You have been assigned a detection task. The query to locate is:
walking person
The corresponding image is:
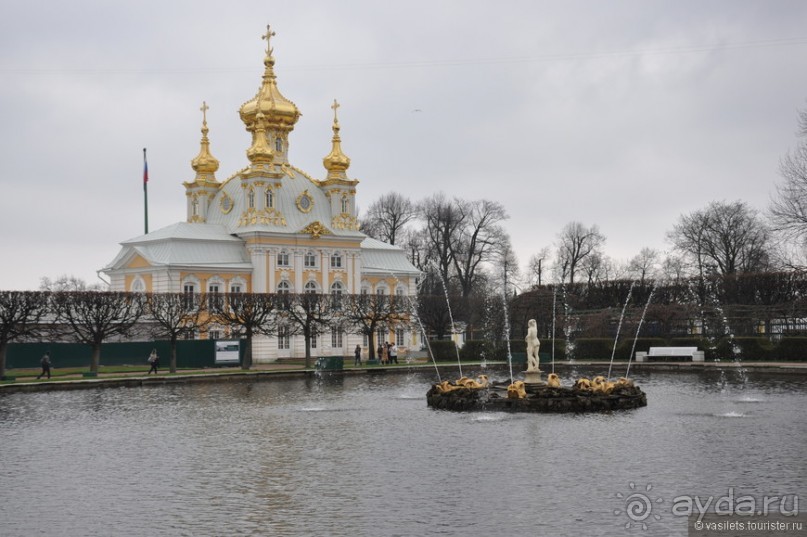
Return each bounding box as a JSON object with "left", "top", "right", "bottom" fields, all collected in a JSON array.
[
  {"left": 377, "top": 342, "right": 384, "bottom": 364},
  {"left": 37, "top": 352, "right": 51, "bottom": 380},
  {"left": 389, "top": 343, "right": 398, "bottom": 365},
  {"left": 354, "top": 344, "right": 362, "bottom": 366},
  {"left": 147, "top": 348, "right": 160, "bottom": 375}
]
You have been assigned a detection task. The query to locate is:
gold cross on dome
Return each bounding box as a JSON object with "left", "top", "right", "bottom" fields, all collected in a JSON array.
[
  {"left": 331, "top": 99, "right": 340, "bottom": 122},
  {"left": 200, "top": 101, "right": 209, "bottom": 124},
  {"left": 262, "top": 24, "right": 276, "bottom": 55}
]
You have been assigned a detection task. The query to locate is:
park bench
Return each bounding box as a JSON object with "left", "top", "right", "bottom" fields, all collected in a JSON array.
[{"left": 635, "top": 347, "right": 705, "bottom": 362}]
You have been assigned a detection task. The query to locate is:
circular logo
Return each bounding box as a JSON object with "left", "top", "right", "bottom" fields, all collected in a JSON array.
[{"left": 614, "top": 482, "right": 664, "bottom": 530}]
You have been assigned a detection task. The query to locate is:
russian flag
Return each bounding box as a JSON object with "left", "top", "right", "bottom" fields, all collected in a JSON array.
[{"left": 143, "top": 148, "right": 149, "bottom": 185}]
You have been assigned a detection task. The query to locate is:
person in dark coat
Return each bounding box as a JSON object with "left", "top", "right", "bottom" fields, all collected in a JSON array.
[
  {"left": 147, "top": 349, "right": 160, "bottom": 374},
  {"left": 37, "top": 352, "right": 51, "bottom": 380},
  {"left": 354, "top": 344, "right": 362, "bottom": 366}
]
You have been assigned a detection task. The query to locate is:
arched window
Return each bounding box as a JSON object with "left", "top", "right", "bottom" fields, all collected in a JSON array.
[
  {"left": 330, "top": 281, "right": 343, "bottom": 309},
  {"left": 277, "top": 280, "right": 291, "bottom": 309},
  {"left": 277, "top": 281, "right": 291, "bottom": 294},
  {"left": 304, "top": 281, "right": 318, "bottom": 294},
  {"left": 208, "top": 281, "right": 223, "bottom": 311},
  {"left": 248, "top": 188, "right": 255, "bottom": 209},
  {"left": 341, "top": 196, "right": 349, "bottom": 213},
  {"left": 265, "top": 189, "right": 274, "bottom": 209},
  {"left": 131, "top": 278, "right": 145, "bottom": 293}
]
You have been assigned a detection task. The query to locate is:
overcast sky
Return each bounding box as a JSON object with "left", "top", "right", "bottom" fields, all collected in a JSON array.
[{"left": 1, "top": 0, "right": 806, "bottom": 290}]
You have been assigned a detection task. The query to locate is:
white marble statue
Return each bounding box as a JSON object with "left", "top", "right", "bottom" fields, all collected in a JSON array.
[{"left": 525, "top": 318, "right": 541, "bottom": 372}]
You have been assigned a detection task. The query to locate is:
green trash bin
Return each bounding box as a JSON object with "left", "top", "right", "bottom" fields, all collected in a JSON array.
[{"left": 316, "top": 356, "right": 344, "bottom": 371}]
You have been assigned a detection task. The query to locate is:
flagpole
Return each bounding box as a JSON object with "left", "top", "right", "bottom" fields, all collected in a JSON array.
[{"left": 143, "top": 148, "right": 149, "bottom": 234}]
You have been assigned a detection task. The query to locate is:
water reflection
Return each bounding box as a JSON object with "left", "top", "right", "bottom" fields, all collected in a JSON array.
[{"left": 0, "top": 368, "right": 805, "bottom": 537}]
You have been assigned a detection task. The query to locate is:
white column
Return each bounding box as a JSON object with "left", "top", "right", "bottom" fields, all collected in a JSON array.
[
  {"left": 352, "top": 252, "right": 362, "bottom": 293},
  {"left": 321, "top": 249, "right": 330, "bottom": 292},
  {"left": 250, "top": 247, "right": 267, "bottom": 292},
  {"left": 268, "top": 248, "right": 276, "bottom": 293},
  {"left": 346, "top": 253, "right": 354, "bottom": 293},
  {"left": 294, "top": 250, "right": 303, "bottom": 293}
]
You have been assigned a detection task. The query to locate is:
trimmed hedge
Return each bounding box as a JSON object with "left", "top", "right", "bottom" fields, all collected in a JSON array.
[
  {"left": 774, "top": 337, "right": 807, "bottom": 361},
  {"left": 427, "top": 340, "right": 458, "bottom": 362}
]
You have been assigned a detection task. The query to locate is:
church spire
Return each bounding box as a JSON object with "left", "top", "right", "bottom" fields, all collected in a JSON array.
[
  {"left": 322, "top": 99, "right": 352, "bottom": 181},
  {"left": 190, "top": 101, "right": 220, "bottom": 182}
]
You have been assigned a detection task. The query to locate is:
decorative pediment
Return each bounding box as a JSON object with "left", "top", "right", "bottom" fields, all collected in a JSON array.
[{"left": 299, "top": 221, "right": 332, "bottom": 239}]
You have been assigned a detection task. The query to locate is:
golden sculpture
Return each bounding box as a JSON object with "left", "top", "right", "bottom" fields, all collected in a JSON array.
[
  {"left": 506, "top": 380, "right": 527, "bottom": 399},
  {"left": 546, "top": 373, "right": 561, "bottom": 388}
]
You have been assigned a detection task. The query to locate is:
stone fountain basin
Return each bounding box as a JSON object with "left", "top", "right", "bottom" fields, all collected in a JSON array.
[{"left": 426, "top": 383, "right": 647, "bottom": 413}]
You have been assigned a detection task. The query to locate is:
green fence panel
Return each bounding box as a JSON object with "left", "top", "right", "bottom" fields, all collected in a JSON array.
[{"left": 6, "top": 340, "right": 217, "bottom": 369}]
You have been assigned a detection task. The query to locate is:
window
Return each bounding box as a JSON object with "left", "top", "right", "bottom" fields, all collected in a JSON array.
[
  {"left": 311, "top": 333, "right": 318, "bottom": 349},
  {"left": 275, "top": 138, "right": 283, "bottom": 152},
  {"left": 230, "top": 283, "right": 242, "bottom": 294},
  {"left": 208, "top": 284, "right": 222, "bottom": 311},
  {"left": 277, "top": 281, "right": 291, "bottom": 309},
  {"left": 304, "top": 251, "right": 317, "bottom": 268},
  {"left": 304, "top": 281, "right": 318, "bottom": 294},
  {"left": 331, "top": 329, "right": 344, "bottom": 348},
  {"left": 209, "top": 329, "right": 221, "bottom": 340},
  {"left": 330, "top": 281, "right": 343, "bottom": 309},
  {"left": 278, "top": 326, "right": 290, "bottom": 350},
  {"left": 131, "top": 278, "right": 145, "bottom": 293},
  {"left": 376, "top": 286, "right": 387, "bottom": 296},
  {"left": 330, "top": 252, "right": 342, "bottom": 268},
  {"left": 277, "top": 250, "right": 290, "bottom": 267},
  {"left": 183, "top": 283, "right": 196, "bottom": 310},
  {"left": 341, "top": 196, "right": 349, "bottom": 213},
  {"left": 248, "top": 189, "right": 255, "bottom": 209},
  {"left": 363, "top": 334, "right": 369, "bottom": 346},
  {"left": 396, "top": 328, "right": 405, "bottom": 346},
  {"left": 396, "top": 286, "right": 405, "bottom": 297},
  {"left": 265, "top": 189, "right": 274, "bottom": 209}
]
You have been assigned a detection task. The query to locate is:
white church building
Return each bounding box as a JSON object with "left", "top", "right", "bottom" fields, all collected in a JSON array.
[{"left": 102, "top": 27, "right": 420, "bottom": 362}]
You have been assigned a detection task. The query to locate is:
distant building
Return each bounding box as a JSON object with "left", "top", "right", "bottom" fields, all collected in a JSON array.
[{"left": 102, "top": 27, "right": 420, "bottom": 362}]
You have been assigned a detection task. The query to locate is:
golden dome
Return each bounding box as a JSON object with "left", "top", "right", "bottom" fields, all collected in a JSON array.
[
  {"left": 191, "top": 101, "right": 220, "bottom": 180},
  {"left": 246, "top": 108, "right": 275, "bottom": 165},
  {"left": 239, "top": 26, "right": 300, "bottom": 132},
  {"left": 322, "top": 99, "right": 351, "bottom": 180}
]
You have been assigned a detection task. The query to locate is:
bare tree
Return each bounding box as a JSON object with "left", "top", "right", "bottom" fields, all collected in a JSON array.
[
  {"left": 144, "top": 292, "right": 209, "bottom": 373},
  {"left": 527, "top": 247, "right": 551, "bottom": 287},
  {"left": 555, "top": 222, "right": 606, "bottom": 284},
  {"left": 213, "top": 293, "right": 278, "bottom": 370},
  {"left": 628, "top": 247, "right": 660, "bottom": 285},
  {"left": 770, "top": 105, "right": 807, "bottom": 241},
  {"left": 0, "top": 291, "right": 49, "bottom": 379},
  {"left": 343, "top": 293, "right": 405, "bottom": 360},
  {"left": 419, "top": 193, "right": 466, "bottom": 287},
  {"left": 40, "top": 275, "right": 106, "bottom": 292},
  {"left": 51, "top": 291, "right": 144, "bottom": 373},
  {"left": 280, "top": 292, "right": 334, "bottom": 368},
  {"left": 668, "top": 200, "right": 771, "bottom": 276},
  {"left": 451, "top": 199, "right": 509, "bottom": 298},
  {"left": 360, "top": 192, "right": 417, "bottom": 245}
]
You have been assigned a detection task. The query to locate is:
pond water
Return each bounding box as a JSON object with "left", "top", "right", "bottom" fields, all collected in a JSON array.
[{"left": 1, "top": 367, "right": 805, "bottom": 537}]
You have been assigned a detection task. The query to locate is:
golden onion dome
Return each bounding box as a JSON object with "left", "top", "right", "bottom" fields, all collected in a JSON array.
[
  {"left": 239, "top": 27, "right": 300, "bottom": 131},
  {"left": 322, "top": 99, "right": 351, "bottom": 179},
  {"left": 191, "top": 101, "right": 220, "bottom": 179}
]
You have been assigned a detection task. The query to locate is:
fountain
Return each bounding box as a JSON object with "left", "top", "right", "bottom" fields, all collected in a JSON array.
[{"left": 427, "top": 318, "right": 648, "bottom": 413}]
